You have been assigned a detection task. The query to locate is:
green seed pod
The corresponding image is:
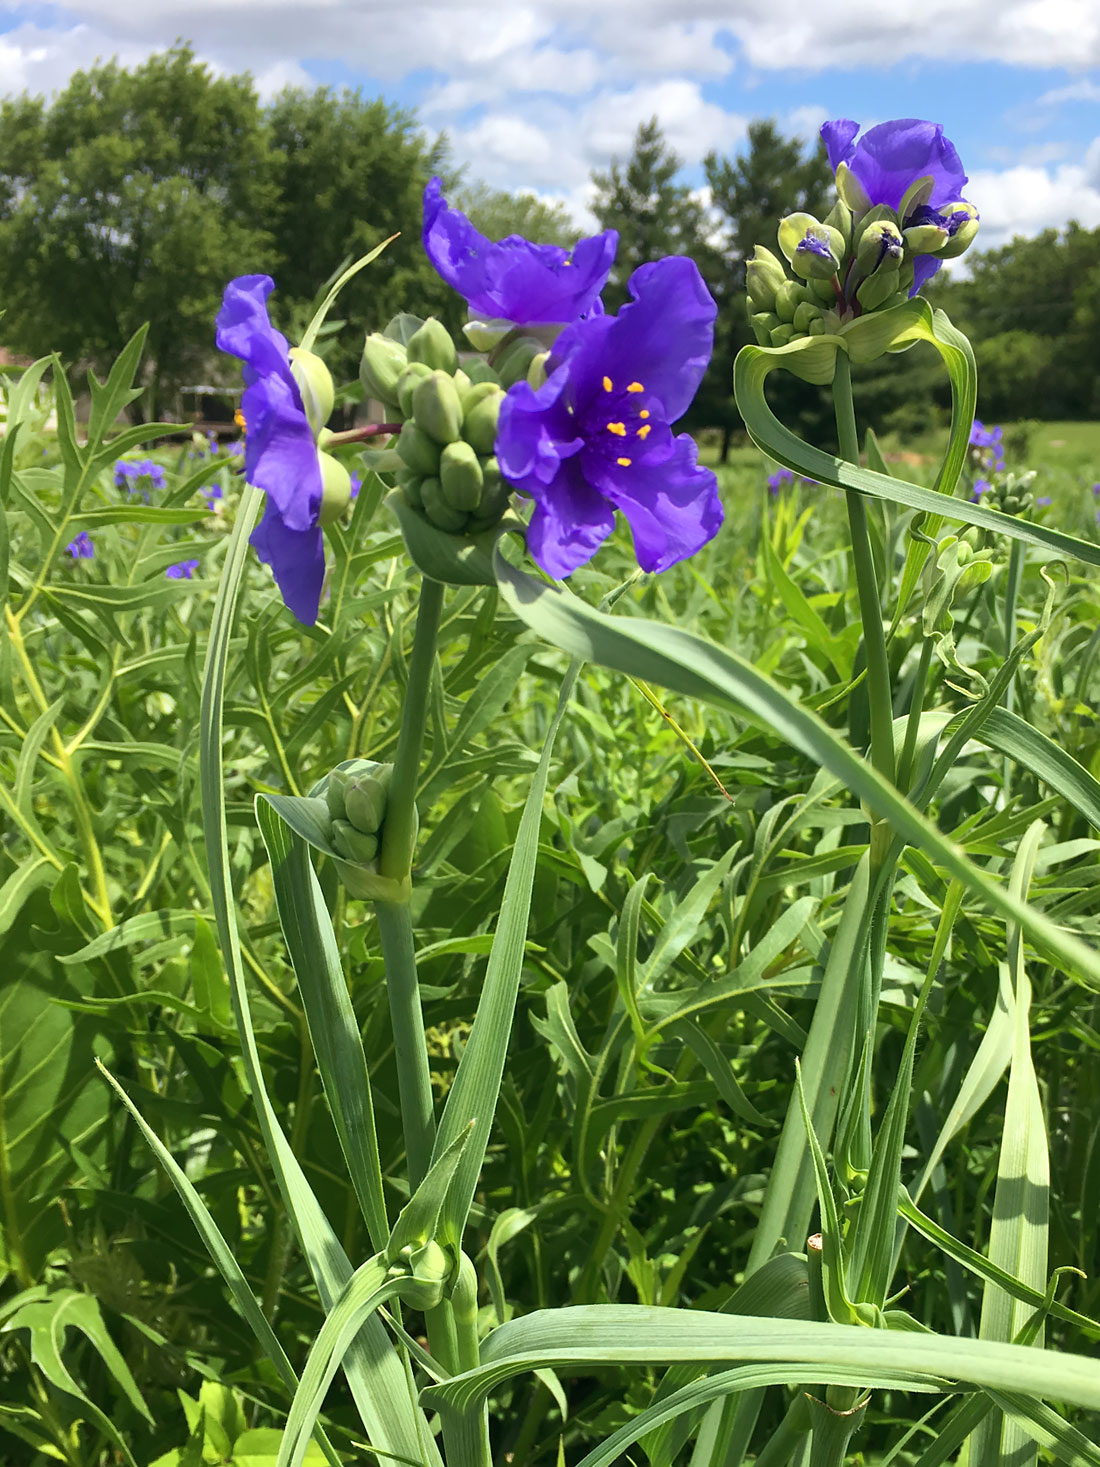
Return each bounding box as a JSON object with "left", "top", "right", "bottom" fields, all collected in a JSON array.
[
  {"left": 360, "top": 333, "right": 408, "bottom": 408},
  {"left": 745, "top": 245, "right": 788, "bottom": 312},
  {"left": 412, "top": 370, "right": 464, "bottom": 445},
  {"left": 397, "top": 421, "right": 442, "bottom": 478},
  {"left": 317, "top": 452, "right": 352, "bottom": 526},
  {"left": 494, "top": 336, "right": 542, "bottom": 388},
  {"left": 406, "top": 317, "right": 458, "bottom": 375},
  {"left": 332, "top": 820, "right": 379, "bottom": 865},
  {"left": 288, "top": 347, "right": 334, "bottom": 438},
  {"left": 345, "top": 766, "right": 391, "bottom": 835},
  {"left": 396, "top": 362, "right": 434, "bottom": 419},
  {"left": 421, "top": 476, "right": 469, "bottom": 533},
  {"left": 439, "top": 440, "right": 484, "bottom": 512},
  {"left": 462, "top": 386, "right": 504, "bottom": 456}
]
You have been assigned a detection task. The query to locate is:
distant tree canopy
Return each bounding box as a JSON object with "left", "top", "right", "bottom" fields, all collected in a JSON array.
[{"left": 0, "top": 48, "right": 1095, "bottom": 431}]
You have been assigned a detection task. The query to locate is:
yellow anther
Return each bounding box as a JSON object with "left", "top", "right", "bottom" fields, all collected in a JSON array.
[
  {"left": 639, "top": 409, "right": 650, "bottom": 420},
  {"left": 637, "top": 424, "right": 651, "bottom": 439},
  {"left": 606, "top": 421, "right": 627, "bottom": 436},
  {"left": 626, "top": 381, "right": 644, "bottom": 393},
  {"left": 234, "top": 408, "right": 246, "bottom": 429},
  {"left": 616, "top": 456, "right": 632, "bottom": 467},
  {"left": 602, "top": 376, "right": 613, "bottom": 392}
]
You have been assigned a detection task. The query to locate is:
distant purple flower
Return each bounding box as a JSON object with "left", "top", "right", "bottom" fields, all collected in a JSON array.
[
  {"left": 821, "top": 118, "right": 975, "bottom": 292},
  {"left": 202, "top": 481, "right": 224, "bottom": 511},
  {"left": 423, "top": 177, "right": 618, "bottom": 326},
  {"left": 114, "top": 458, "right": 167, "bottom": 497},
  {"left": 1035, "top": 496, "right": 1052, "bottom": 507},
  {"left": 971, "top": 479, "right": 991, "bottom": 502},
  {"left": 166, "top": 559, "right": 200, "bottom": 579},
  {"left": 767, "top": 468, "right": 794, "bottom": 494},
  {"left": 1092, "top": 483, "right": 1100, "bottom": 499},
  {"left": 349, "top": 472, "right": 362, "bottom": 500},
  {"left": 216, "top": 274, "right": 325, "bottom": 625},
  {"left": 66, "top": 530, "right": 94, "bottom": 559},
  {"left": 496, "top": 256, "right": 722, "bottom": 578}
]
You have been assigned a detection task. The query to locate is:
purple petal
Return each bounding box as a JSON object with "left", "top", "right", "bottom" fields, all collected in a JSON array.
[
  {"left": 834, "top": 119, "right": 969, "bottom": 214},
  {"left": 821, "top": 119, "right": 860, "bottom": 173},
  {"left": 525, "top": 456, "right": 616, "bottom": 579},
  {"left": 422, "top": 177, "right": 617, "bottom": 325},
  {"left": 497, "top": 371, "right": 585, "bottom": 490},
  {"left": 250, "top": 503, "right": 327, "bottom": 626},
  {"left": 587, "top": 432, "right": 723, "bottom": 574},
  {"left": 910, "top": 254, "right": 944, "bottom": 295}
]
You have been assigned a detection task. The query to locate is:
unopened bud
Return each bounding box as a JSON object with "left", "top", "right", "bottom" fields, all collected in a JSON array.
[
  {"left": 397, "top": 421, "right": 443, "bottom": 478},
  {"left": 936, "top": 203, "right": 980, "bottom": 259},
  {"left": 793, "top": 300, "right": 823, "bottom": 333},
  {"left": 317, "top": 452, "right": 351, "bottom": 526},
  {"left": 855, "top": 220, "right": 904, "bottom": 276},
  {"left": 412, "top": 371, "right": 464, "bottom": 445},
  {"left": 464, "top": 359, "right": 501, "bottom": 387},
  {"left": 774, "top": 280, "right": 812, "bottom": 323},
  {"left": 440, "top": 440, "right": 484, "bottom": 512},
  {"left": 494, "top": 336, "right": 542, "bottom": 389},
  {"left": 527, "top": 351, "right": 549, "bottom": 390},
  {"left": 289, "top": 348, "right": 334, "bottom": 437},
  {"left": 360, "top": 334, "right": 408, "bottom": 409},
  {"left": 421, "top": 476, "right": 468, "bottom": 533},
  {"left": 778, "top": 213, "right": 844, "bottom": 281},
  {"left": 396, "top": 362, "right": 434, "bottom": 419},
  {"left": 745, "top": 245, "right": 788, "bottom": 311},
  {"left": 835, "top": 161, "right": 872, "bottom": 216},
  {"left": 468, "top": 456, "right": 512, "bottom": 530},
  {"left": 345, "top": 766, "right": 391, "bottom": 834},
  {"left": 406, "top": 318, "right": 458, "bottom": 375},
  {"left": 462, "top": 386, "right": 504, "bottom": 455},
  {"left": 770, "top": 323, "right": 796, "bottom": 347},
  {"left": 332, "top": 820, "right": 379, "bottom": 865},
  {"left": 856, "top": 268, "right": 902, "bottom": 312}
]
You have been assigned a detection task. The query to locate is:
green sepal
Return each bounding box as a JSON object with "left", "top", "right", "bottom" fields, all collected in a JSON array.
[
  {"left": 835, "top": 160, "right": 872, "bottom": 214},
  {"left": 385, "top": 1123, "right": 474, "bottom": 1264},
  {"left": 288, "top": 347, "right": 334, "bottom": 437},
  {"left": 898, "top": 174, "right": 935, "bottom": 225},
  {"left": 386, "top": 485, "right": 526, "bottom": 586}
]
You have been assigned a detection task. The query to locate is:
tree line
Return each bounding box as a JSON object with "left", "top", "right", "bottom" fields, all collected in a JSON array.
[{"left": 0, "top": 45, "right": 1095, "bottom": 436}]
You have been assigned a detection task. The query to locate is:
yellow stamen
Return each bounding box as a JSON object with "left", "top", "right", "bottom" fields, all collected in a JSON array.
[
  {"left": 606, "top": 421, "right": 627, "bottom": 436},
  {"left": 626, "top": 381, "right": 644, "bottom": 393},
  {"left": 639, "top": 409, "right": 650, "bottom": 420},
  {"left": 637, "top": 424, "right": 651, "bottom": 439},
  {"left": 602, "top": 375, "right": 613, "bottom": 392},
  {"left": 616, "top": 456, "right": 632, "bottom": 467},
  {"left": 234, "top": 408, "right": 246, "bottom": 429}
]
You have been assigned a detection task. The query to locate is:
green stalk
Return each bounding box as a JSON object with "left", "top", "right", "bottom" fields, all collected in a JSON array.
[
  {"left": 897, "top": 635, "right": 935, "bottom": 793},
  {"left": 375, "top": 902, "right": 436, "bottom": 1189},
  {"left": 1001, "top": 537, "right": 1025, "bottom": 799}
]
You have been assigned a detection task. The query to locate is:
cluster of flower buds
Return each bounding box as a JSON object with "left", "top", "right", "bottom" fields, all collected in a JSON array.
[
  {"left": 976, "top": 469, "right": 1038, "bottom": 518},
  {"left": 320, "top": 757, "right": 393, "bottom": 867},
  {"left": 360, "top": 315, "right": 529, "bottom": 537},
  {"left": 747, "top": 178, "right": 978, "bottom": 351}
]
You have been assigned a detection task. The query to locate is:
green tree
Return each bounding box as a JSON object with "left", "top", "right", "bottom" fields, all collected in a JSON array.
[
  {"left": 0, "top": 45, "right": 276, "bottom": 418},
  {"left": 454, "top": 180, "right": 577, "bottom": 247}
]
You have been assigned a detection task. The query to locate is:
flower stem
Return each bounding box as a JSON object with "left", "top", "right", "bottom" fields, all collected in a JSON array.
[{"left": 832, "top": 355, "right": 895, "bottom": 797}]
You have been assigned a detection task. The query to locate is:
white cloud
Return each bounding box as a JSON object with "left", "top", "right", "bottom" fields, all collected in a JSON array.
[
  {"left": 1038, "top": 79, "right": 1100, "bottom": 107},
  {"left": 968, "top": 150, "right": 1100, "bottom": 250}
]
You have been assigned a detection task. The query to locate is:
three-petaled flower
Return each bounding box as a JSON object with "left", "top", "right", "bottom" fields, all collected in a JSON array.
[
  {"left": 67, "top": 531, "right": 94, "bottom": 560},
  {"left": 215, "top": 275, "right": 327, "bottom": 625},
  {"left": 496, "top": 256, "right": 723, "bottom": 579},
  {"left": 166, "top": 559, "right": 200, "bottom": 580},
  {"left": 422, "top": 178, "right": 617, "bottom": 328},
  {"left": 821, "top": 119, "right": 978, "bottom": 292}
]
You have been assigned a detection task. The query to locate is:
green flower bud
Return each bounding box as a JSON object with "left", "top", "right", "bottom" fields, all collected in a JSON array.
[
  {"left": 835, "top": 161, "right": 872, "bottom": 215},
  {"left": 288, "top": 348, "right": 334, "bottom": 438},
  {"left": 397, "top": 421, "right": 443, "bottom": 478},
  {"left": 745, "top": 245, "right": 788, "bottom": 311},
  {"left": 325, "top": 767, "right": 349, "bottom": 822},
  {"left": 345, "top": 766, "right": 391, "bottom": 834},
  {"left": 406, "top": 317, "right": 458, "bottom": 375},
  {"left": 396, "top": 468, "right": 424, "bottom": 509},
  {"left": 439, "top": 440, "right": 484, "bottom": 512},
  {"left": 412, "top": 370, "right": 464, "bottom": 445},
  {"left": 809, "top": 276, "right": 839, "bottom": 304},
  {"left": 452, "top": 369, "right": 471, "bottom": 394},
  {"left": 396, "top": 362, "right": 434, "bottom": 418},
  {"left": 467, "top": 455, "right": 512, "bottom": 530},
  {"left": 807, "top": 318, "right": 827, "bottom": 336},
  {"left": 936, "top": 203, "right": 980, "bottom": 259},
  {"left": 360, "top": 333, "right": 408, "bottom": 409},
  {"left": 494, "top": 336, "right": 542, "bottom": 389},
  {"left": 331, "top": 820, "right": 379, "bottom": 865},
  {"left": 420, "top": 476, "right": 468, "bottom": 533},
  {"left": 823, "top": 199, "right": 853, "bottom": 253},
  {"left": 903, "top": 221, "right": 950, "bottom": 254},
  {"left": 774, "top": 280, "right": 812, "bottom": 323},
  {"left": 770, "top": 323, "right": 796, "bottom": 347},
  {"left": 390, "top": 1240, "right": 452, "bottom": 1311},
  {"left": 464, "top": 359, "right": 501, "bottom": 387},
  {"left": 793, "top": 300, "right": 823, "bottom": 333},
  {"left": 778, "top": 212, "right": 844, "bottom": 281},
  {"left": 856, "top": 268, "right": 902, "bottom": 312},
  {"left": 458, "top": 379, "right": 502, "bottom": 412},
  {"left": 855, "top": 219, "right": 904, "bottom": 276},
  {"left": 317, "top": 452, "right": 352, "bottom": 526},
  {"left": 462, "top": 385, "right": 504, "bottom": 455},
  {"left": 527, "top": 351, "right": 549, "bottom": 391},
  {"left": 463, "top": 317, "right": 515, "bottom": 352}
]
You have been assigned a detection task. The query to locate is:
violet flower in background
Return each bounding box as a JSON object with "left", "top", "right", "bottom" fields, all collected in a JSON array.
[
  {"left": 349, "top": 472, "right": 362, "bottom": 500},
  {"left": 166, "top": 559, "right": 200, "bottom": 579},
  {"left": 67, "top": 531, "right": 94, "bottom": 559},
  {"left": 202, "top": 482, "right": 224, "bottom": 511},
  {"left": 215, "top": 274, "right": 325, "bottom": 625},
  {"left": 496, "top": 256, "right": 723, "bottom": 578},
  {"left": 423, "top": 177, "right": 617, "bottom": 326},
  {"left": 971, "top": 479, "right": 991, "bottom": 502},
  {"left": 1035, "top": 496, "right": 1052, "bottom": 507},
  {"left": 821, "top": 118, "right": 977, "bottom": 291},
  {"left": 767, "top": 468, "right": 794, "bottom": 494}
]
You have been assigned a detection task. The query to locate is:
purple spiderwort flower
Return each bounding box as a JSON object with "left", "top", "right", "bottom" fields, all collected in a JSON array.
[
  {"left": 767, "top": 468, "right": 794, "bottom": 494},
  {"left": 166, "top": 559, "right": 200, "bottom": 579},
  {"left": 971, "top": 479, "right": 991, "bottom": 502},
  {"left": 821, "top": 118, "right": 975, "bottom": 292},
  {"left": 1091, "top": 483, "right": 1100, "bottom": 499},
  {"left": 1035, "top": 496, "right": 1052, "bottom": 507},
  {"left": 67, "top": 530, "right": 94, "bottom": 559},
  {"left": 349, "top": 472, "right": 362, "bottom": 500},
  {"left": 215, "top": 274, "right": 325, "bottom": 625},
  {"left": 202, "top": 481, "right": 224, "bottom": 511},
  {"left": 423, "top": 178, "right": 618, "bottom": 327},
  {"left": 496, "top": 256, "right": 722, "bottom": 578}
]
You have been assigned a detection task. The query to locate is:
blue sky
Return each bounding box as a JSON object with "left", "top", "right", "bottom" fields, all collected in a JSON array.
[{"left": 1, "top": 1, "right": 1098, "bottom": 249}]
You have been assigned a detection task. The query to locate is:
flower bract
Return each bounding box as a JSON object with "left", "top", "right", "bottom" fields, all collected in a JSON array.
[
  {"left": 496, "top": 256, "right": 723, "bottom": 578},
  {"left": 422, "top": 178, "right": 617, "bottom": 327},
  {"left": 215, "top": 274, "right": 327, "bottom": 625}
]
